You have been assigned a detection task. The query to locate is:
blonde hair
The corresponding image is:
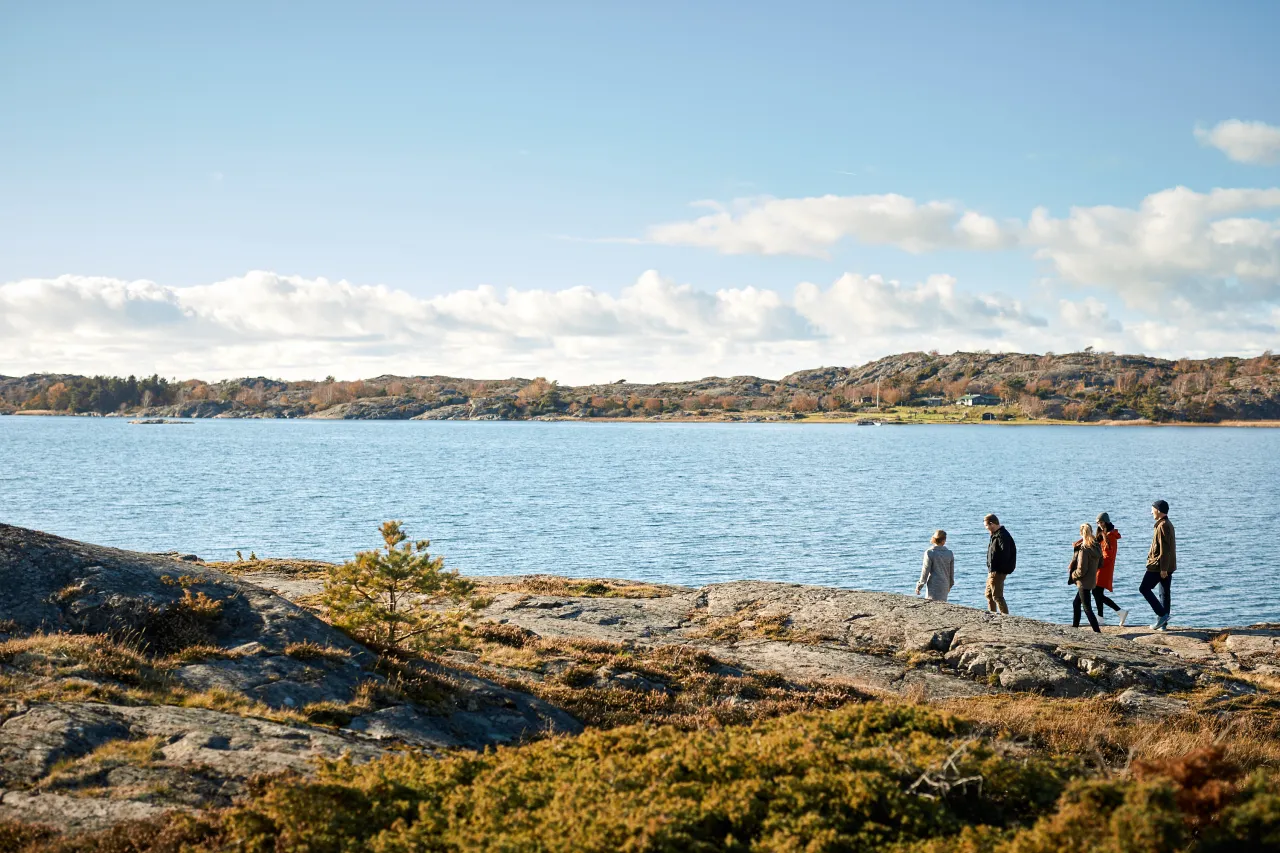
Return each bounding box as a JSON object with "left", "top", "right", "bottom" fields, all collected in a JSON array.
[
  {"left": 931, "top": 529, "right": 947, "bottom": 545},
  {"left": 1079, "top": 523, "right": 1095, "bottom": 547}
]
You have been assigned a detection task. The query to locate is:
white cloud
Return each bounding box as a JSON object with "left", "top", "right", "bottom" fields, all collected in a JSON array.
[
  {"left": 637, "top": 184, "right": 1280, "bottom": 314},
  {"left": 1024, "top": 186, "right": 1280, "bottom": 307},
  {"left": 644, "top": 194, "right": 1017, "bottom": 257},
  {"left": 1195, "top": 120, "right": 1280, "bottom": 166},
  {"left": 0, "top": 270, "right": 1102, "bottom": 382},
  {"left": 1, "top": 270, "right": 1274, "bottom": 381},
  {"left": 1058, "top": 297, "right": 1122, "bottom": 334},
  {"left": 795, "top": 273, "right": 1044, "bottom": 338}
]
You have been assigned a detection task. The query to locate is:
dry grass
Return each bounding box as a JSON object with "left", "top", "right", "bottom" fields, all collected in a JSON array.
[
  {"left": 40, "top": 737, "right": 167, "bottom": 793},
  {"left": 207, "top": 558, "right": 334, "bottom": 578},
  {"left": 435, "top": 626, "right": 869, "bottom": 729},
  {"left": 159, "top": 644, "right": 247, "bottom": 665},
  {"left": 941, "top": 684, "right": 1280, "bottom": 772},
  {"left": 0, "top": 632, "right": 317, "bottom": 728},
  {"left": 0, "top": 634, "right": 155, "bottom": 686},
  {"left": 681, "top": 603, "right": 840, "bottom": 645},
  {"left": 473, "top": 575, "right": 680, "bottom": 599},
  {"left": 283, "top": 641, "right": 352, "bottom": 663}
]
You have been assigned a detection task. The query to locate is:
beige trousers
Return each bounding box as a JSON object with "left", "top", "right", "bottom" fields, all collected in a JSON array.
[{"left": 985, "top": 572, "right": 1009, "bottom": 614}]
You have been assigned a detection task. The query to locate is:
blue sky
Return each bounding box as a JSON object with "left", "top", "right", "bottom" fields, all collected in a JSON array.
[{"left": 2, "top": 1, "right": 1279, "bottom": 380}]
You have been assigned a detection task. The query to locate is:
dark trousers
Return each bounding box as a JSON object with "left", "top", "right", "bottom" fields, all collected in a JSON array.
[
  {"left": 1139, "top": 571, "right": 1172, "bottom": 617},
  {"left": 1073, "top": 588, "right": 1101, "bottom": 632},
  {"left": 1093, "top": 587, "right": 1120, "bottom": 615}
]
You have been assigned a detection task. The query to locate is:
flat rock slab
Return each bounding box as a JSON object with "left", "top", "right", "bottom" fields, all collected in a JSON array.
[
  {"left": 0, "top": 702, "right": 384, "bottom": 788},
  {"left": 473, "top": 579, "right": 1264, "bottom": 700},
  {"left": 0, "top": 701, "right": 390, "bottom": 835},
  {"left": 701, "top": 640, "right": 991, "bottom": 700},
  {"left": 482, "top": 591, "right": 694, "bottom": 645},
  {"left": 0, "top": 791, "right": 173, "bottom": 837}
]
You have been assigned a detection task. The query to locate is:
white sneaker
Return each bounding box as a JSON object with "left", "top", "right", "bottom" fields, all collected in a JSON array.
[{"left": 1117, "top": 609, "right": 1129, "bottom": 628}]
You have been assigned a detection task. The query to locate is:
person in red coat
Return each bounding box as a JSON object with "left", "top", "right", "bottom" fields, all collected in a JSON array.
[{"left": 1093, "top": 512, "right": 1128, "bottom": 627}]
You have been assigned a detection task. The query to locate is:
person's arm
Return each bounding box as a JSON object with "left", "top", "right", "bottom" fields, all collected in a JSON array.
[
  {"left": 994, "top": 530, "right": 1015, "bottom": 573},
  {"left": 1147, "top": 528, "right": 1162, "bottom": 571},
  {"left": 917, "top": 551, "right": 932, "bottom": 593},
  {"left": 946, "top": 554, "right": 954, "bottom": 589}
]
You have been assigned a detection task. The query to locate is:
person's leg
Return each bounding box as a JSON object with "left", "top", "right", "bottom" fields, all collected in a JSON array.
[
  {"left": 1094, "top": 588, "right": 1120, "bottom": 612},
  {"left": 1139, "top": 571, "right": 1167, "bottom": 617},
  {"left": 1160, "top": 574, "right": 1172, "bottom": 623},
  {"left": 1079, "top": 589, "right": 1101, "bottom": 632},
  {"left": 1073, "top": 590, "right": 1083, "bottom": 627},
  {"left": 990, "top": 573, "right": 1008, "bottom": 614},
  {"left": 985, "top": 573, "right": 998, "bottom": 612}
]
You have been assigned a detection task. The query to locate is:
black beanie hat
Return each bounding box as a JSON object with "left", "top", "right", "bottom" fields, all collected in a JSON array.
[{"left": 1152, "top": 499, "right": 1169, "bottom": 514}]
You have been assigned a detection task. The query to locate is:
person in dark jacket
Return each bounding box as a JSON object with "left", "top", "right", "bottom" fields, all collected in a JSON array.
[
  {"left": 1070, "top": 523, "right": 1103, "bottom": 633},
  {"left": 1141, "top": 499, "right": 1177, "bottom": 630},
  {"left": 984, "top": 513, "right": 1016, "bottom": 614}
]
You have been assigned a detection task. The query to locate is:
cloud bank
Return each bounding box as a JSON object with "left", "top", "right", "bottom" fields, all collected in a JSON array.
[
  {"left": 2, "top": 270, "right": 1274, "bottom": 383},
  {"left": 641, "top": 186, "right": 1280, "bottom": 311},
  {"left": 1027, "top": 186, "right": 1280, "bottom": 307}
]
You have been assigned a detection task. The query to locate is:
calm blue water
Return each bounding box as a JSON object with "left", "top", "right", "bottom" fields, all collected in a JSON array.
[{"left": 1, "top": 416, "right": 1276, "bottom": 627}]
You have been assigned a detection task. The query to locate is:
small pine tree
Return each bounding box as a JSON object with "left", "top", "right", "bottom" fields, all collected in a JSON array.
[{"left": 323, "top": 521, "right": 473, "bottom": 650}]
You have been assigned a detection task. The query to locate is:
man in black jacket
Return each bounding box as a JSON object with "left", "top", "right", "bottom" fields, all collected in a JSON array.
[{"left": 984, "top": 513, "right": 1016, "bottom": 614}]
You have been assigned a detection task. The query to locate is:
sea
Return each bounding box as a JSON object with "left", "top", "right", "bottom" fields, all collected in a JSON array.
[{"left": 2, "top": 415, "right": 1277, "bottom": 627}]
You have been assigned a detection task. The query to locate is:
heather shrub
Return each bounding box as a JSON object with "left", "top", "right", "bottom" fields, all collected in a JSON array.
[
  {"left": 200, "top": 704, "right": 1073, "bottom": 852},
  {"left": 15, "top": 702, "right": 1280, "bottom": 852}
]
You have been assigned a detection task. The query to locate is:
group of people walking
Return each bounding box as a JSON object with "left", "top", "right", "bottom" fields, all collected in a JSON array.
[{"left": 914, "top": 500, "right": 1178, "bottom": 631}]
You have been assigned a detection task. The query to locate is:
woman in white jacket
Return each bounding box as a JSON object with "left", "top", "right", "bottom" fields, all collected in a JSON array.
[{"left": 916, "top": 530, "right": 955, "bottom": 602}]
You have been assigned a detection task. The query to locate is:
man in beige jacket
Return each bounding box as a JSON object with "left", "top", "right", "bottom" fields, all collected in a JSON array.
[{"left": 1140, "top": 499, "right": 1176, "bottom": 630}]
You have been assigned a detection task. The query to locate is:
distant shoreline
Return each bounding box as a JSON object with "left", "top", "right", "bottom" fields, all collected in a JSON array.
[{"left": 6, "top": 409, "right": 1280, "bottom": 427}]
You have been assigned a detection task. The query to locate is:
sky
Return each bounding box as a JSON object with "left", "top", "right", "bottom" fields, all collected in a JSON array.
[{"left": 2, "top": 0, "right": 1279, "bottom": 382}]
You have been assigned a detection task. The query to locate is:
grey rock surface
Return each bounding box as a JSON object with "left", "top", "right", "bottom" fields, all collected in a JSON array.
[
  {"left": 467, "top": 579, "right": 1264, "bottom": 700},
  {"left": 1115, "top": 688, "right": 1192, "bottom": 718},
  {"left": 0, "top": 701, "right": 386, "bottom": 834},
  {"left": 0, "top": 791, "right": 173, "bottom": 837},
  {"left": 306, "top": 396, "right": 434, "bottom": 420},
  {"left": 0, "top": 523, "right": 370, "bottom": 666},
  {"left": 0, "top": 524, "right": 580, "bottom": 740}
]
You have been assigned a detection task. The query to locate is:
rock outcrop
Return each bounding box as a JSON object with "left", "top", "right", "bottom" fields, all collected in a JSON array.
[
  {"left": 469, "top": 581, "right": 1229, "bottom": 700},
  {"left": 244, "top": 572, "right": 1274, "bottom": 703},
  {"left": 2, "top": 524, "right": 1274, "bottom": 836},
  {"left": 0, "top": 525, "right": 582, "bottom": 831},
  {"left": 305, "top": 396, "right": 436, "bottom": 419}
]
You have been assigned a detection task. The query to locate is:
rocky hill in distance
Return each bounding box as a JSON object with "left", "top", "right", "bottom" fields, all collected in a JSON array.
[{"left": 2, "top": 349, "right": 1278, "bottom": 422}]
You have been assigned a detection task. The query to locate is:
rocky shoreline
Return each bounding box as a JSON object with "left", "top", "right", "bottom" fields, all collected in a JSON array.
[
  {"left": 0, "top": 524, "right": 1277, "bottom": 842},
  {"left": 4, "top": 350, "right": 1279, "bottom": 423}
]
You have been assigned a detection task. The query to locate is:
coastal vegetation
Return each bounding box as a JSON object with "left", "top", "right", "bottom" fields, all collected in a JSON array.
[
  {"left": 5, "top": 700, "right": 1279, "bottom": 851},
  {"left": 3, "top": 350, "right": 1278, "bottom": 422},
  {"left": 321, "top": 521, "right": 474, "bottom": 651},
  {"left": 2, "top": 522, "right": 1279, "bottom": 850}
]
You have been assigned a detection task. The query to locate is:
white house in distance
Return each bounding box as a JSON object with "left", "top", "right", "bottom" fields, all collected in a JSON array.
[{"left": 958, "top": 393, "right": 1001, "bottom": 407}]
